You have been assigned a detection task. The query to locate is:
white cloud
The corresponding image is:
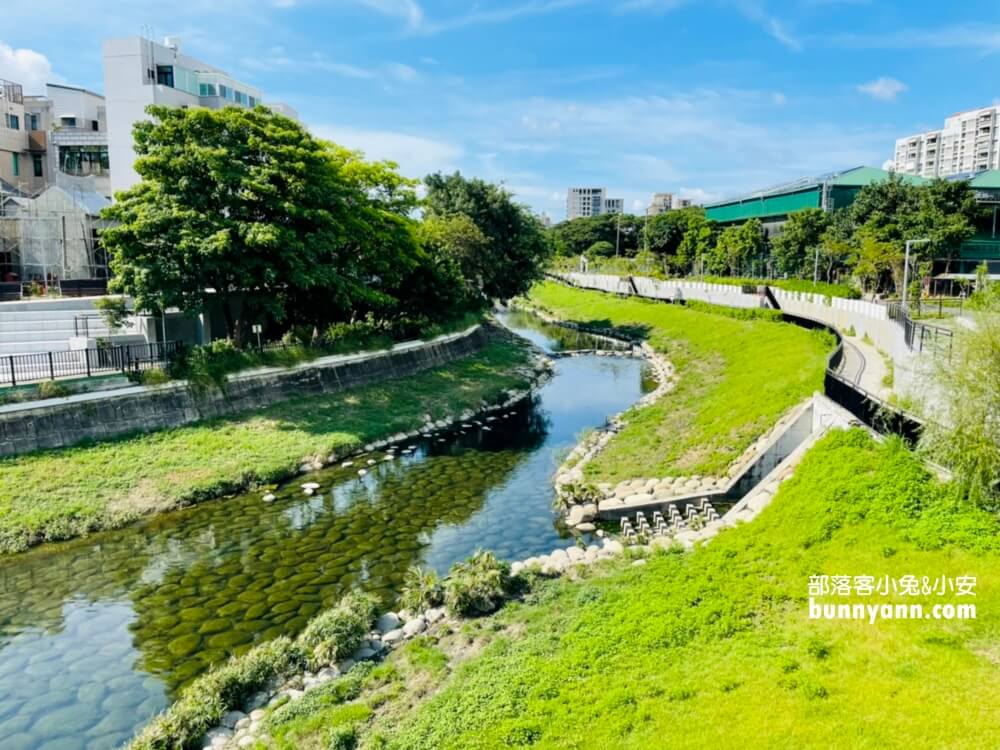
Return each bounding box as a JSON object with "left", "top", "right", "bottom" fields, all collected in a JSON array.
[
  {"left": 0, "top": 42, "right": 60, "bottom": 94},
  {"left": 765, "top": 18, "right": 803, "bottom": 51},
  {"left": 772, "top": 91, "right": 787, "bottom": 106},
  {"left": 384, "top": 62, "right": 419, "bottom": 82},
  {"left": 857, "top": 76, "right": 907, "bottom": 101},
  {"left": 313, "top": 125, "right": 462, "bottom": 178}
]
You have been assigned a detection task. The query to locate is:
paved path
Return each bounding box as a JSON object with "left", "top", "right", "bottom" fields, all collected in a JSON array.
[{"left": 840, "top": 334, "right": 892, "bottom": 401}]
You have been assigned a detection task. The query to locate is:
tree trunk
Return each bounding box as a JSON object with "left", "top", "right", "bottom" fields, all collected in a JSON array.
[{"left": 221, "top": 297, "right": 237, "bottom": 342}]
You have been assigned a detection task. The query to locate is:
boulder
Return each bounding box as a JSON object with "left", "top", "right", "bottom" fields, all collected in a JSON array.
[
  {"left": 375, "top": 612, "right": 401, "bottom": 633},
  {"left": 220, "top": 710, "right": 246, "bottom": 729},
  {"left": 382, "top": 628, "right": 405, "bottom": 646},
  {"left": 603, "top": 540, "right": 624, "bottom": 555},
  {"left": 575, "top": 523, "right": 597, "bottom": 533},
  {"left": 403, "top": 617, "right": 426, "bottom": 638}
]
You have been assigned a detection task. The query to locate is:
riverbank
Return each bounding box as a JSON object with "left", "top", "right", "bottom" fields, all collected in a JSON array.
[
  {"left": 0, "top": 331, "right": 545, "bottom": 555},
  {"left": 525, "top": 281, "right": 834, "bottom": 483},
  {"left": 238, "top": 428, "right": 1000, "bottom": 749}
]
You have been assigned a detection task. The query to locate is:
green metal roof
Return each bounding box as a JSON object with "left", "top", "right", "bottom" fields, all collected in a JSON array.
[
  {"left": 705, "top": 166, "right": 927, "bottom": 212},
  {"left": 969, "top": 170, "right": 1000, "bottom": 189},
  {"left": 826, "top": 166, "right": 927, "bottom": 187}
]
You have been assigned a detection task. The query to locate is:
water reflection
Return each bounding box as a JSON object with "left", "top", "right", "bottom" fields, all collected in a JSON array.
[{"left": 0, "top": 313, "right": 649, "bottom": 750}]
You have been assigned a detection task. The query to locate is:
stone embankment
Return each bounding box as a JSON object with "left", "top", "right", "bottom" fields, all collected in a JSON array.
[{"left": 204, "top": 535, "right": 629, "bottom": 750}]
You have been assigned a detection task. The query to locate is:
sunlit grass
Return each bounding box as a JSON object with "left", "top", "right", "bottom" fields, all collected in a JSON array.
[{"left": 528, "top": 281, "right": 833, "bottom": 481}]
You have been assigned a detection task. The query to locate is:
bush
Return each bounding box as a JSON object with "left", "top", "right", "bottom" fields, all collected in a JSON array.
[
  {"left": 129, "top": 636, "right": 304, "bottom": 750},
  {"left": 398, "top": 566, "right": 444, "bottom": 613},
  {"left": 135, "top": 367, "right": 171, "bottom": 386},
  {"left": 297, "top": 591, "right": 379, "bottom": 670},
  {"left": 37, "top": 380, "right": 70, "bottom": 399},
  {"left": 323, "top": 320, "right": 394, "bottom": 354},
  {"left": 444, "top": 550, "right": 514, "bottom": 618}
]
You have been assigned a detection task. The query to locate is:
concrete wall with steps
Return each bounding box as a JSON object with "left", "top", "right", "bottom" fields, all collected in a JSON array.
[
  {"left": 0, "top": 325, "right": 490, "bottom": 457},
  {"left": 0, "top": 296, "right": 116, "bottom": 356}
]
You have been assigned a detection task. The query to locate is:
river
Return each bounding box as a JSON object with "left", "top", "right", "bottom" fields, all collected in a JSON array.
[{"left": 0, "top": 311, "right": 652, "bottom": 750}]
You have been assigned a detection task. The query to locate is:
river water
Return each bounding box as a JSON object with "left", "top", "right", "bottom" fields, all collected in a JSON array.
[{"left": 0, "top": 311, "right": 652, "bottom": 750}]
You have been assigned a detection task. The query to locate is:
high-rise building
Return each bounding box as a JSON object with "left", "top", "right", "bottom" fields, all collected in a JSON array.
[
  {"left": 566, "top": 187, "right": 623, "bottom": 220},
  {"left": 646, "top": 192, "right": 696, "bottom": 216},
  {"left": 102, "top": 36, "right": 296, "bottom": 194},
  {"left": 894, "top": 106, "right": 1000, "bottom": 178}
]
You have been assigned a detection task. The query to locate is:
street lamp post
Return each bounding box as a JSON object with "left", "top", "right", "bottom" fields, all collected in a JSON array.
[
  {"left": 615, "top": 212, "right": 621, "bottom": 257},
  {"left": 902, "top": 238, "right": 931, "bottom": 309}
]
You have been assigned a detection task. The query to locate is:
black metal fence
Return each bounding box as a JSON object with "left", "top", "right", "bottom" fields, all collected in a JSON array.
[
  {"left": 886, "top": 302, "right": 954, "bottom": 360},
  {"left": 1, "top": 341, "right": 184, "bottom": 388}
]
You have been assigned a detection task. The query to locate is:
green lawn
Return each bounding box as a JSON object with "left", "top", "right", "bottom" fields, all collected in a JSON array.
[
  {"left": 0, "top": 338, "right": 534, "bottom": 555},
  {"left": 528, "top": 281, "right": 833, "bottom": 481},
  {"left": 334, "top": 429, "right": 998, "bottom": 749}
]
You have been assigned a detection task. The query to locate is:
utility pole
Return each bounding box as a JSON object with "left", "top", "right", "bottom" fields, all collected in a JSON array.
[
  {"left": 615, "top": 212, "right": 621, "bottom": 257},
  {"left": 902, "top": 238, "right": 931, "bottom": 309},
  {"left": 813, "top": 246, "right": 820, "bottom": 285}
]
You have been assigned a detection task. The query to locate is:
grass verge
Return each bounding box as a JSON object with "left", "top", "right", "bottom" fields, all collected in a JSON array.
[
  {"left": 527, "top": 280, "right": 833, "bottom": 482},
  {"left": 267, "top": 429, "right": 1000, "bottom": 749},
  {"left": 0, "top": 336, "right": 535, "bottom": 555}
]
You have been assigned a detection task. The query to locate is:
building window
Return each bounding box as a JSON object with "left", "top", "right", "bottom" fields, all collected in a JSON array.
[
  {"left": 4, "top": 113, "right": 19, "bottom": 130},
  {"left": 12, "top": 153, "right": 19, "bottom": 177},
  {"left": 218, "top": 84, "right": 230, "bottom": 100},
  {"left": 156, "top": 65, "right": 175, "bottom": 88},
  {"left": 59, "top": 145, "right": 110, "bottom": 176},
  {"left": 61, "top": 116, "right": 76, "bottom": 128},
  {"left": 199, "top": 83, "right": 217, "bottom": 97},
  {"left": 32, "top": 154, "right": 43, "bottom": 177},
  {"left": 28, "top": 113, "right": 39, "bottom": 130},
  {"left": 91, "top": 120, "right": 99, "bottom": 131}
]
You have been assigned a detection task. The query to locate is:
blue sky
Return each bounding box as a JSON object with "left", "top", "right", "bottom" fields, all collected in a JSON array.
[{"left": 2, "top": 0, "right": 998, "bottom": 219}]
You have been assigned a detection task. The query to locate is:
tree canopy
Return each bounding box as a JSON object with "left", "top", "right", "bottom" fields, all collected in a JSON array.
[
  {"left": 102, "top": 108, "right": 559, "bottom": 344},
  {"left": 423, "top": 172, "right": 552, "bottom": 301}
]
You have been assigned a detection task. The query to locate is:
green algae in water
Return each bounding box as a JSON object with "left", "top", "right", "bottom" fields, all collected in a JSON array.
[{"left": 0, "top": 312, "right": 650, "bottom": 750}]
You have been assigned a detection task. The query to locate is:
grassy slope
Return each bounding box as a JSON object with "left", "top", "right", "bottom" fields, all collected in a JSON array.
[
  {"left": 360, "top": 429, "right": 1000, "bottom": 749},
  {"left": 529, "top": 281, "right": 832, "bottom": 481},
  {"left": 0, "top": 338, "right": 533, "bottom": 555}
]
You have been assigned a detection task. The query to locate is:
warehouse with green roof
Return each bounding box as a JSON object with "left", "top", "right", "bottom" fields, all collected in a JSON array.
[{"left": 704, "top": 166, "right": 1000, "bottom": 275}]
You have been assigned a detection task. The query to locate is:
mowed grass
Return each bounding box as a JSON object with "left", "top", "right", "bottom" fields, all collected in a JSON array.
[
  {"left": 529, "top": 281, "right": 833, "bottom": 481},
  {"left": 0, "top": 338, "right": 534, "bottom": 555},
  {"left": 367, "top": 429, "right": 1000, "bottom": 749}
]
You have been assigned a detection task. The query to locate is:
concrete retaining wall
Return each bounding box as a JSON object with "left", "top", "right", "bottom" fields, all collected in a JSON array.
[{"left": 0, "top": 326, "right": 489, "bottom": 457}]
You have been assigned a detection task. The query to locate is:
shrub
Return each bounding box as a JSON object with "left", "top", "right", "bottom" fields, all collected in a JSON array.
[
  {"left": 444, "top": 550, "right": 514, "bottom": 618},
  {"left": 297, "top": 591, "right": 379, "bottom": 670},
  {"left": 128, "top": 636, "right": 304, "bottom": 750},
  {"left": 323, "top": 320, "right": 394, "bottom": 354},
  {"left": 37, "top": 380, "right": 70, "bottom": 399},
  {"left": 398, "top": 566, "right": 444, "bottom": 613},
  {"left": 140, "top": 367, "right": 171, "bottom": 386}
]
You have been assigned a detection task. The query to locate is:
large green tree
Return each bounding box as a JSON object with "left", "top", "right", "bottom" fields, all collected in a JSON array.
[
  {"left": 548, "top": 213, "right": 644, "bottom": 258},
  {"left": 770, "top": 208, "right": 830, "bottom": 277},
  {"left": 710, "top": 219, "right": 766, "bottom": 275},
  {"left": 102, "top": 105, "right": 433, "bottom": 341},
  {"left": 423, "top": 172, "right": 552, "bottom": 301}
]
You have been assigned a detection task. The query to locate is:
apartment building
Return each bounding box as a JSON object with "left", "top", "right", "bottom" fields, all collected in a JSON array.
[
  {"left": 894, "top": 106, "right": 1000, "bottom": 178},
  {"left": 0, "top": 79, "right": 38, "bottom": 194},
  {"left": 102, "top": 36, "right": 297, "bottom": 194},
  {"left": 23, "top": 84, "right": 110, "bottom": 198},
  {"left": 566, "top": 187, "right": 623, "bottom": 220}
]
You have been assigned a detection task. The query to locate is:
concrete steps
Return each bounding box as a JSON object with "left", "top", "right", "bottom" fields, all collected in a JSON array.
[{"left": 0, "top": 297, "right": 115, "bottom": 356}]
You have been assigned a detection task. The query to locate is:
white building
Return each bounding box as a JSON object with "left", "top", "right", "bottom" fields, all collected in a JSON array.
[
  {"left": 566, "top": 187, "right": 623, "bottom": 220},
  {"left": 102, "top": 36, "right": 294, "bottom": 194},
  {"left": 894, "top": 106, "right": 1000, "bottom": 178},
  {"left": 24, "top": 84, "right": 111, "bottom": 198},
  {"left": 646, "top": 192, "right": 695, "bottom": 217}
]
